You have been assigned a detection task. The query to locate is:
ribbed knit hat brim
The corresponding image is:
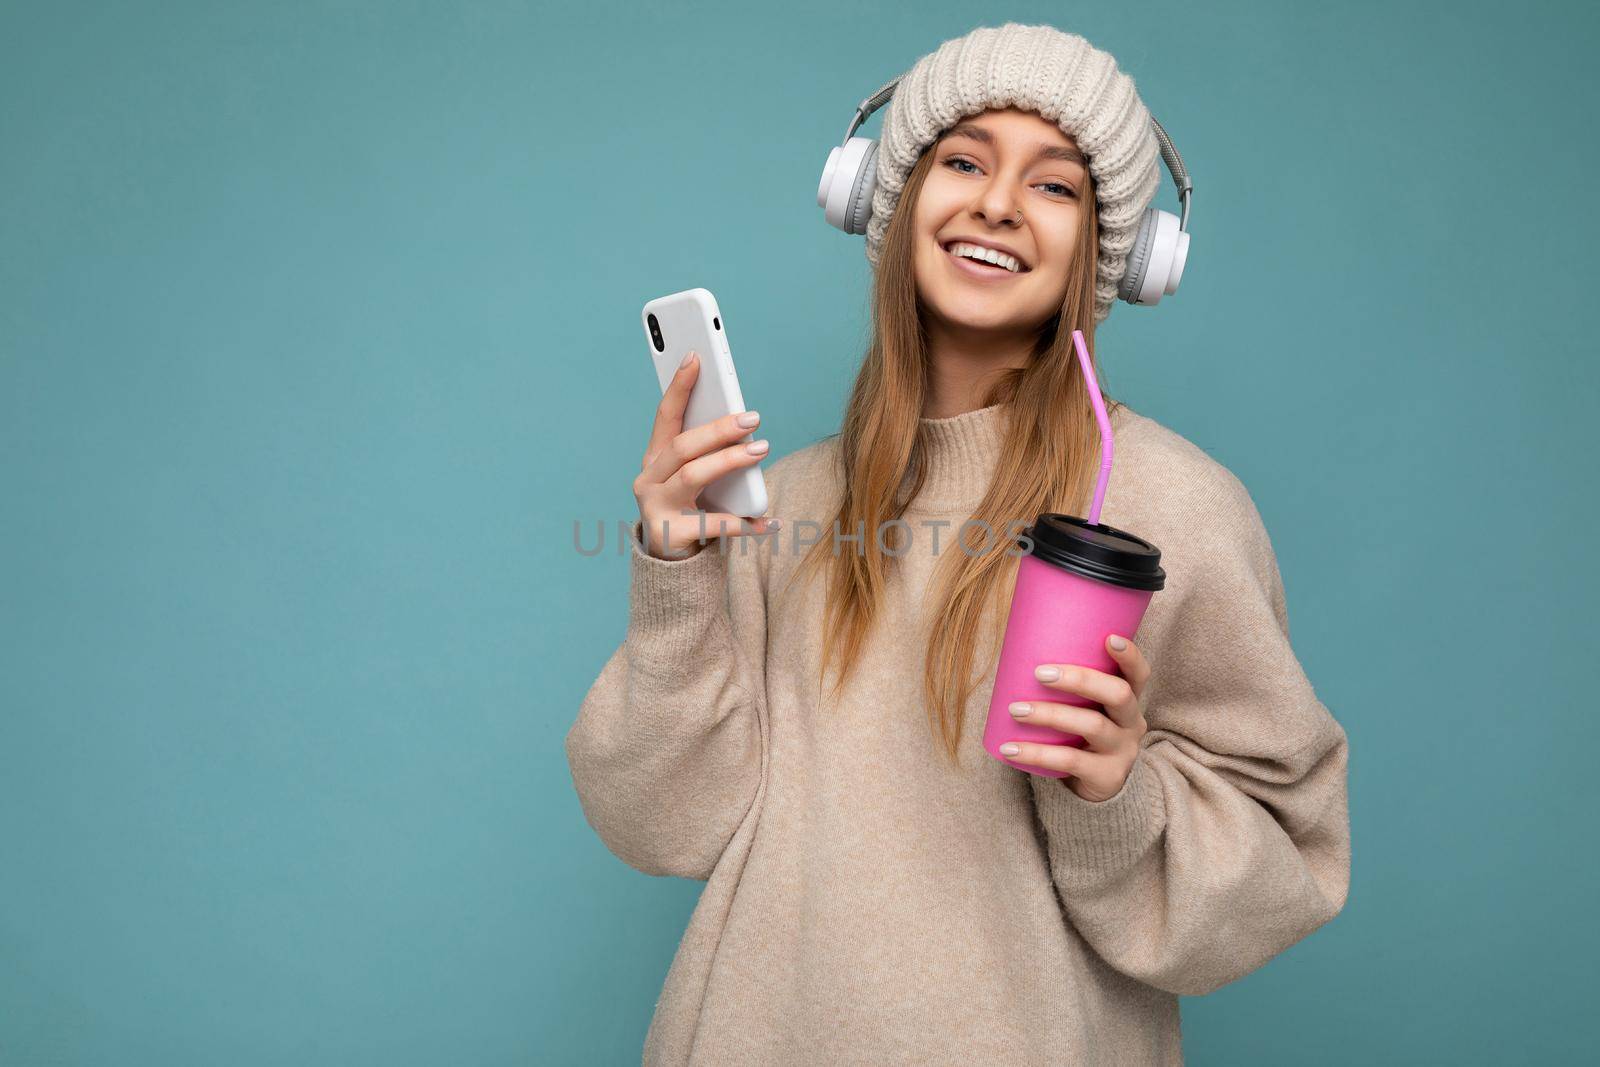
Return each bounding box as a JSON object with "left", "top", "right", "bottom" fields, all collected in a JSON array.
[{"left": 865, "top": 22, "right": 1162, "bottom": 326}]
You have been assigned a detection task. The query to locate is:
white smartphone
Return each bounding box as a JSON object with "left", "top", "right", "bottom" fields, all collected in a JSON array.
[{"left": 641, "top": 288, "right": 768, "bottom": 517}]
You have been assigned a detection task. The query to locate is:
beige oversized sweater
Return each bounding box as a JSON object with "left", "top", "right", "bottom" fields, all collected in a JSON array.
[{"left": 565, "top": 400, "right": 1351, "bottom": 1065}]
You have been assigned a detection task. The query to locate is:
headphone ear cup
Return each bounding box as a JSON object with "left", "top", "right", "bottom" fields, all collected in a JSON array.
[
  {"left": 844, "top": 139, "right": 878, "bottom": 235},
  {"left": 1119, "top": 208, "right": 1187, "bottom": 306},
  {"left": 1118, "top": 207, "right": 1158, "bottom": 304},
  {"left": 818, "top": 136, "right": 880, "bottom": 234}
]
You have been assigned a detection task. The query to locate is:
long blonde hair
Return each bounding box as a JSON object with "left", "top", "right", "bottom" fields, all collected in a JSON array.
[{"left": 783, "top": 135, "right": 1121, "bottom": 769}]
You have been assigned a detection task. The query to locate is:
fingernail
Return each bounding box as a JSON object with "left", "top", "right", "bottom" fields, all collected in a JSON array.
[
  {"left": 765, "top": 517, "right": 782, "bottom": 530},
  {"left": 1000, "top": 743, "right": 1020, "bottom": 756},
  {"left": 680, "top": 350, "right": 696, "bottom": 368},
  {"left": 736, "top": 410, "right": 760, "bottom": 428},
  {"left": 1034, "top": 665, "right": 1060, "bottom": 682},
  {"left": 746, "top": 439, "right": 769, "bottom": 454},
  {"left": 1108, "top": 635, "right": 1127, "bottom": 651},
  {"left": 1009, "top": 702, "right": 1032, "bottom": 717}
]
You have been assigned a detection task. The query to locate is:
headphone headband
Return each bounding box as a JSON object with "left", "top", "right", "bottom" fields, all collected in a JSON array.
[
  {"left": 841, "top": 74, "right": 1192, "bottom": 234},
  {"left": 842, "top": 75, "right": 902, "bottom": 144}
]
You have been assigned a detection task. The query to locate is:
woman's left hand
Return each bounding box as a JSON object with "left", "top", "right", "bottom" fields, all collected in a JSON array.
[{"left": 1000, "top": 634, "right": 1151, "bottom": 803}]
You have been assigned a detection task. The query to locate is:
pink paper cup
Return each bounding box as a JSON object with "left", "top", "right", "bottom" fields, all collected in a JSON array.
[{"left": 985, "top": 514, "right": 1166, "bottom": 778}]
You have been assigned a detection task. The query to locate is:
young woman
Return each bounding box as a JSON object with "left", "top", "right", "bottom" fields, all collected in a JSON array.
[{"left": 567, "top": 23, "right": 1351, "bottom": 1066}]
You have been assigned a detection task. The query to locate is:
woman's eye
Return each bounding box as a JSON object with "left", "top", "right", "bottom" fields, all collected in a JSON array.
[{"left": 943, "top": 158, "right": 1076, "bottom": 198}]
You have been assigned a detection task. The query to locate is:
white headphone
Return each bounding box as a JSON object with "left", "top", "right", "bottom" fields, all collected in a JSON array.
[{"left": 816, "top": 74, "right": 1194, "bottom": 307}]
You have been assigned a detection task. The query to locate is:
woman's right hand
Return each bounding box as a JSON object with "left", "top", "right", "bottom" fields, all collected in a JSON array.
[{"left": 634, "top": 350, "right": 779, "bottom": 561}]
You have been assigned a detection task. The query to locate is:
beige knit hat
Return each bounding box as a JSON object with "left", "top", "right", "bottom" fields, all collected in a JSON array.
[{"left": 866, "top": 22, "right": 1163, "bottom": 325}]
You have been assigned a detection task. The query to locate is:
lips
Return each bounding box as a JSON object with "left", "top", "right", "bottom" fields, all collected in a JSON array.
[{"left": 943, "top": 243, "right": 1024, "bottom": 281}]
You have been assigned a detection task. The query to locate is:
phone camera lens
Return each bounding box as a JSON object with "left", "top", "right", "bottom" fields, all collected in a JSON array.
[{"left": 713, "top": 317, "right": 721, "bottom": 330}]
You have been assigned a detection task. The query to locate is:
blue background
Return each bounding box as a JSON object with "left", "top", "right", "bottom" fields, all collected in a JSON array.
[{"left": 3, "top": 1, "right": 1595, "bottom": 1063}]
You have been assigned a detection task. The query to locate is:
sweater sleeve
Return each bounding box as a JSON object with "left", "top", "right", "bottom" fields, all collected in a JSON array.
[
  {"left": 1027, "top": 471, "right": 1351, "bottom": 996},
  {"left": 563, "top": 515, "right": 770, "bottom": 881}
]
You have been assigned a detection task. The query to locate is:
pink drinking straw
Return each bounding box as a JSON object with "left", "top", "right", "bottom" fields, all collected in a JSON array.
[{"left": 1071, "top": 329, "right": 1114, "bottom": 526}]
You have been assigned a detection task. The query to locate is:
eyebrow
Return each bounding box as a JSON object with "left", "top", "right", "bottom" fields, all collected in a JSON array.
[{"left": 942, "top": 122, "right": 1086, "bottom": 166}]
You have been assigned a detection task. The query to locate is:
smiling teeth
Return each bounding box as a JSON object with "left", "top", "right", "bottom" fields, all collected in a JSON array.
[{"left": 948, "top": 243, "right": 1022, "bottom": 273}]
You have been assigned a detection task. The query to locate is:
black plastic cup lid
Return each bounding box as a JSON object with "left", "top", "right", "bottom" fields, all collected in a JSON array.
[{"left": 1021, "top": 513, "right": 1166, "bottom": 591}]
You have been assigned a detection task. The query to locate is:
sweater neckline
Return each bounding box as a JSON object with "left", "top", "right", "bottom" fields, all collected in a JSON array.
[{"left": 906, "top": 401, "right": 1132, "bottom": 514}]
